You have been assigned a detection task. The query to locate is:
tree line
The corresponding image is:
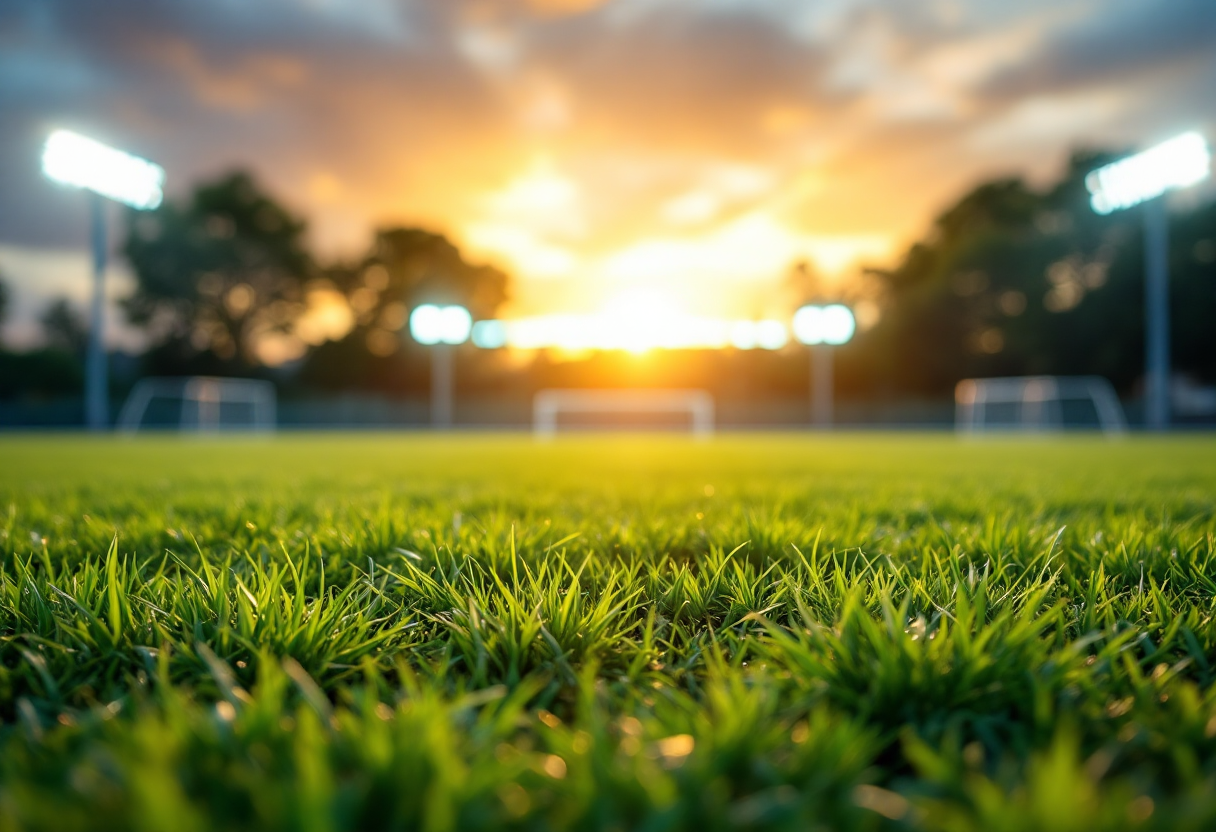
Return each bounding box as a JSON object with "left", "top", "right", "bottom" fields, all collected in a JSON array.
[
  {"left": 847, "top": 150, "right": 1216, "bottom": 400},
  {"left": 1, "top": 154, "right": 1213, "bottom": 409}
]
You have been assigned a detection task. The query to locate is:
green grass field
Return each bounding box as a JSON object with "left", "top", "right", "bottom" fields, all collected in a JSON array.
[{"left": 2, "top": 433, "right": 1215, "bottom": 831}]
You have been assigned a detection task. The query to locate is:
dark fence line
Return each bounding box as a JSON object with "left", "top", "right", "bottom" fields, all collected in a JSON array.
[
  {"left": 1, "top": 394, "right": 1210, "bottom": 431},
  {"left": 0, "top": 394, "right": 956, "bottom": 430}
]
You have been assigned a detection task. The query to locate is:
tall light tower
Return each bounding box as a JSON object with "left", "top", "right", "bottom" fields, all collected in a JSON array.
[
  {"left": 792, "top": 304, "right": 856, "bottom": 427},
  {"left": 1085, "top": 131, "right": 1210, "bottom": 431},
  {"left": 41, "top": 130, "right": 165, "bottom": 431},
  {"left": 409, "top": 304, "right": 472, "bottom": 427}
]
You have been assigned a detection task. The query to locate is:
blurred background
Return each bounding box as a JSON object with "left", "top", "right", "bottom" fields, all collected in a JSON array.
[{"left": 1, "top": 0, "right": 1214, "bottom": 429}]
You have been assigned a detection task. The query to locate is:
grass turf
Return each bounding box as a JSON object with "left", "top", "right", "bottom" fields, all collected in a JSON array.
[{"left": 1, "top": 433, "right": 1215, "bottom": 831}]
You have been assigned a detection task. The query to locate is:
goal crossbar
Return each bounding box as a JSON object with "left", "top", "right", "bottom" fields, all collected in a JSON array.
[{"left": 534, "top": 389, "right": 714, "bottom": 438}]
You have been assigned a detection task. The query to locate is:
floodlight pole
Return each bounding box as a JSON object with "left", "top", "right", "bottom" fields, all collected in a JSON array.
[
  {"left": 431, "top": 344, "right": 454, "bottom": 428},
  {"left": 1085, "top": 132, "right": 1210, "bottom": 430},
  {"left": 86, "top": 192, "right": 109, "bottom": 431},
  {"left": 811, "top": 346, "right": 833, "bottom": 428},
  {"left": 1143, "top": 198, "right": 1170, "bottom": 431},
  {"left": 43, "top": 130, "right": 165, "bottom": 430}
]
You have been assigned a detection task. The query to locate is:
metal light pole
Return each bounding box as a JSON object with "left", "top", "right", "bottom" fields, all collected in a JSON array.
[
  {"left": 41, "top": 130, "right": 165, "bottom": 431},
  {"left": 811, "top": 345, "right": 833, "bottom": 427},
  {"left": 86, "top": 192, "right": 109, "bottom": 430},
  {"left": 1142, "top": 198, "right": 1170, "bottom": 430},
  {"left": 410, "top": 304, "right": 472, "bottom": 428},
  {"left": 793, "top": 303, "right": 855, "bottom": 429},
  {"left": 431, "top": 343, "right": 454, "bottom": 427},
  {"left": 1085, "top": 131, "right": 1210, "bottom": 431}
]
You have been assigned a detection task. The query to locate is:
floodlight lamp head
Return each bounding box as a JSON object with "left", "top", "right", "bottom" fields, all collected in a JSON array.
[
  {"left": 754, "top": 320, "right": 789, "bottom": 350},
  {"left": 410, "top": 304, "right": 472, "bottom": 345},
  {"left": 41, "top": 130, "right": 165, "bottom": 210},
  {"left": 1086, "top": 131, "right": 1210, "bottom": 215},
  {"left": 728, "top": 321, "right": 758, "bottom": 350},
  {"left": 793, "top": 304, "right": 855, "bottom": 346},
  {"left": 471, "top": 319, "right": 508, "bottom": 349}
]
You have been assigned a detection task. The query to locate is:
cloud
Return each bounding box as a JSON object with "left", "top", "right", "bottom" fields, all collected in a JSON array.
[
  {"left": 981, "top": 0, "right": 1216, "bottom": 99},
  {"left": 1, "top": 0, "right": 1214, "bottom": 322},
  {"left": 522, "top": 0, "right": 616, "bottom": 18},
  {"left": 0, "top": 244, "right": 144, "bottom": 351}
]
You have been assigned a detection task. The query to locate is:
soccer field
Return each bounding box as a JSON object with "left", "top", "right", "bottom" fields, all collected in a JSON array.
[{"left": 2, "top": 434, "right": 1215, "bottom": 831}]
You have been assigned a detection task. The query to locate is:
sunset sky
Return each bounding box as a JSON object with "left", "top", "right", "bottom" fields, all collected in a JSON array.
[{"left": 1, "top": 0, "right": 1214, "bottom": 347}]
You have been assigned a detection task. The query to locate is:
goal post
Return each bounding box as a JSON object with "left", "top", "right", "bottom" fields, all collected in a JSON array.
[
  {"left": 117, "top": 376, "right": 277, "bottom": 433},
  {"left": 533, "top": 389, "right": 714, "bottom": 438},
  {"left": 955, "top": 375, "right": 1127, "bottom": 434}
]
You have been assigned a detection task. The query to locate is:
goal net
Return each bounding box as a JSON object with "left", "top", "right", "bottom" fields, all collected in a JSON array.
[
  {"left": 534, "top": 389, "right": 714, "bottom": 438},
  {"left": 117, "top": 376, "right": 277, "bottom": 433},
  {"left": 955, "top": 375, "right": 1126, "bottom": 434}
]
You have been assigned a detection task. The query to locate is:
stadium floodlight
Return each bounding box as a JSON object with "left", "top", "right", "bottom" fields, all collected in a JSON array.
[
  {"left": 409, "top": 304, "right": 473, "bottom": 346},
  {"left": 731, "top": 320, "right": 789, "bottom": 351},
  {"left": 409, "top": 304, "right": 472, "bottom": 427},
  {"left": 728, "top": 321, "right": 757, "bottom": 350},
  {"left": 793, "top": 304, "right": 855, "bottom": 346},
  {"left": 1086, "top": 132, "right": 1210, "bottom": 431},
  {"left": 755, "top": 320, "right": 789, "bottom": 351},
  {"left": 793, "top": 304, "right": 856, "bottom": 427},
  {"left": 1085, "top": 132, "right": 1209, "bottom": 215},
  {"left": 40, "top": 129, "right": 165, "bottom": 431},
  {"left": 42, "top": 130, "right": 165, "bottom": 210},
  {"left": 471, "top": 319, "right": 508, "bottom": 349}
]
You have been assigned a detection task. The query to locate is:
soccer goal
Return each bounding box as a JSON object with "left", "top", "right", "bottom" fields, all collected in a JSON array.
[
  {"left": 117, "top": 376, "right": 277, "bottom": 433},
  {"left": 533, "top": 389, "right": 714, "bottom": 438},
  {"left": 955, "top": 375, "right": 1126, "bottom": 434}
]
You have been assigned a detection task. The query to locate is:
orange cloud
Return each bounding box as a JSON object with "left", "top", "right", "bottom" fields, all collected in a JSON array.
[
  {"left": 8, "top": 0, "right": 1215, "bottom": 327},
  {"left": 142, "top": 38, "right": 306, "bottom": 112},
  {"left": 524, "top": 0, "right": 614, "bottom": 18}
]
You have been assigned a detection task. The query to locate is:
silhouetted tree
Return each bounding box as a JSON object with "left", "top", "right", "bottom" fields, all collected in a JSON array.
[
  {"left": 300, "top": 228, "right": 509, "bottom": 390},
  {"left": 122, "top": 171, "right": 314, "bottom": 368},
  {"left": 40, "top": 298, "right": 88, "bottom": 357},
  {"left": 857, "top": 150, "right": 1216, "bottom": 398},
  {"left": 337, "top": 228, "right": 508, "bottom": 345}
]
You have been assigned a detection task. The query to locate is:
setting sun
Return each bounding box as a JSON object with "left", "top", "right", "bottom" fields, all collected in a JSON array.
[{"left": 495, "top": 287, "right": 802, "bottom": 354}]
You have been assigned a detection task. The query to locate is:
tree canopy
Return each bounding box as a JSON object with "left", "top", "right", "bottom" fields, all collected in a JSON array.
[
  {"left": 122, "top": 171, "right": 315, "bottom": 366},
  {"left": 855, "top": 151, "right": 1216, "bottom": 397},
  {"left": 40, "top": 299, "right": 88, "bottom": 357},
  {"left": 298, "top": 228, "right": 510, "bottom": 390}
]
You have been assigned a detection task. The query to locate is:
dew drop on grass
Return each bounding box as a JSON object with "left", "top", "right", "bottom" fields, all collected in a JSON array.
[
  {"left": 571, "top": 731, "right": 592, "bottom": 754},
  {"left": 1127, "top": 797, "right": 1154, "bottom": 823},
  {"left": 498, "top": 783, "right": 530, "bottom": 818},
  {"left": 541, "top": 755, "right": 567, "bottom": 779}
]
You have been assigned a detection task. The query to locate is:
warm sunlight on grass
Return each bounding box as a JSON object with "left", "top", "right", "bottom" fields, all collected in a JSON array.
[{"left": 3, "top": 434, "right": 1216, "bottom": 829}]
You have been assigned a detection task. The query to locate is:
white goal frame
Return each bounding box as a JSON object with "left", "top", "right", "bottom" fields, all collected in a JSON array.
[
  {"left": 534, "top": 389, "right": 714, "bottom": 438},
  {"left": 955, "top": 375, "right": 1126, "bottom": 434},
  {"left": 117, "top": 376, "right": 277, "bottom": 433}
]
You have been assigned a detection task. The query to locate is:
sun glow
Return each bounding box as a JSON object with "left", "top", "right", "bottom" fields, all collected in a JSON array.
[
  {"left": 603, "top": 289, "right": 682, "bottom": 353},
  {"left": 484, "top": 289, "right": 795, "bottom": 353}
]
